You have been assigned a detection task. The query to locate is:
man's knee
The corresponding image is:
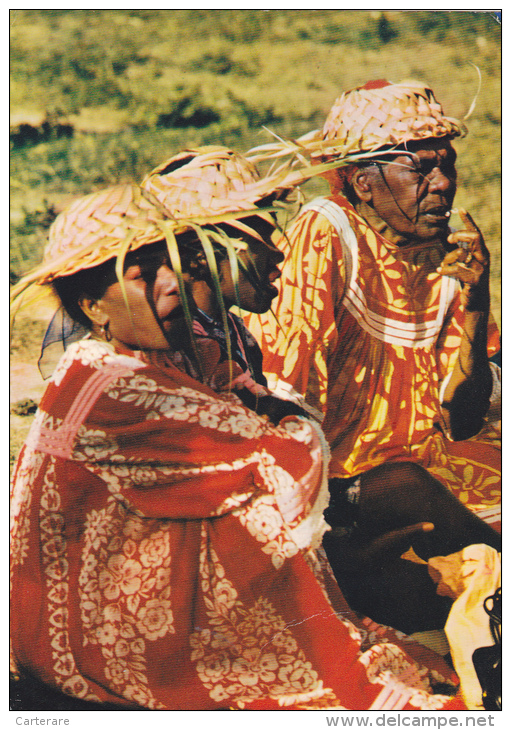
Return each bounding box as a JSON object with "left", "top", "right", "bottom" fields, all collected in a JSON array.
[
  {"left": 361, "top": 461, "right": 431, "bottom": 496},
  {"left": 358, "top": 462, "right": 443, "bottom": 529}
]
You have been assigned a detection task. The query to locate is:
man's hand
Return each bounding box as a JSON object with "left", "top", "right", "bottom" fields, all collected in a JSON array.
[
  {"left": 436, "top": 208, "right": 493, "bottom": 438},
  {"left": 437, "top": 208, "right": 490, "bottom": 310},
  {"left": 323, "top": 522, "right": 435, "bottom": 574}
]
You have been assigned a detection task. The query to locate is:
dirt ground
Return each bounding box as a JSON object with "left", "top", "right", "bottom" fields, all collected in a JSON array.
[{"left": 10, "top": 308, "right": 54, "bottom": 468}]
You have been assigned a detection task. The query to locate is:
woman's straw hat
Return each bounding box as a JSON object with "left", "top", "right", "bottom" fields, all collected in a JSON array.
[
  {"left": 11, "top": 184, "right": 170, "bottom": 297},
  {"left": 141, "top": 145, "right": 292, "bottom": 218},
  {"left": 11, "top": 146, "right": 311, "bottom": 306}
]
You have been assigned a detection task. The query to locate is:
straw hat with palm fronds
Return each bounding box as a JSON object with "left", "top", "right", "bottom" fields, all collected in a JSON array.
[
  {"left": 317, "top": 79, "right": 466, "bottom": 160},
  {"left": 141, "top": 145, "right": 290, "bottom": 218},
  {"left": 140, "top": 144, "right": 317, "bottom": 245},
  {"left": 10, "top": 146, "right": 319, "bottom": 378},
  {"left": 10, "top": 145, "right": 314, "bottom": 313},
  {"left": 246, "top": 79, "right": 467, "bottom": 170}
]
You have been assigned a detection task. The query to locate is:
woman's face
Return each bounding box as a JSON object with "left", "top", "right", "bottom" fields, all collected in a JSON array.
[
  {"left": 92, "top": 243, "right": 190, "bottom": 350},
  {"left": 218, "top": 216, "right": 285, "bottom": 313}
]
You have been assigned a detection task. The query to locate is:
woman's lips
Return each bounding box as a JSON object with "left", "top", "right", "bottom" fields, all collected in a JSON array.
[
  {"left": 262, "top": 274, "right": 280, "bottom": 296},
  {"left": 268, "top": 267, "right": 281, "bottom": 283},
  {"left": 266, "top": 268, "right": 282, "bottom": 289},
  {"left": 158, "top": 298, "right": 185, "bottom": 329}
]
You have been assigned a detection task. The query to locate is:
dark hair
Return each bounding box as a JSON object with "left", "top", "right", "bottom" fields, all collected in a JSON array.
[
  {"left": 176, "top": 228, "right": 229, "bottom": 278},
  {"left": 52, "top": 258, "right": 118, "bottom": 329},
  {"left": 52, "top": 214, "right": 275, "bottom": 328},
  {"left": 176, "top": 214, "right": 277, "bottom": 282}
]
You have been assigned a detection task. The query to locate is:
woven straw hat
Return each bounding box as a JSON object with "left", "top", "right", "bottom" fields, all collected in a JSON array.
[
  {"left": 317, "top": 79, "right": 466, "bottom": 159},
  {"left": 246, "top": 79, "right": 467, "bottom": 172},
  {"left": 11, "top": 184, "right": 173, "bottom": 298},
  {"left": 141, "top": 144, "right": 316, "bottom": 245},
  {"left": 11, "top": 146, "right": 311, "bottom": 308},
  {"left": 141, "top": 145, "right": 282, "bottom": 218}
]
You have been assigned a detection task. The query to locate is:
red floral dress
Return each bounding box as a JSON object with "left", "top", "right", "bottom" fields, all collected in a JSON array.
[{"left": 10, "top": 338, "right": 464, "bottom": 710}]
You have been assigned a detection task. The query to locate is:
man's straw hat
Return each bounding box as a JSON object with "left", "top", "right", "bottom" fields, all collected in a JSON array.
[
  {"left": 317, "top": 79, "right": 466, "bottom": 159},
  {"left": 246, "top": 79, "right": 467, "bottom": 170}
]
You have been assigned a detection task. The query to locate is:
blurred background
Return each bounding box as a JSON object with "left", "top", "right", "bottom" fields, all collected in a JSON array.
[{"left": 9, "top": 9, "right": 501, "bottom": 459}]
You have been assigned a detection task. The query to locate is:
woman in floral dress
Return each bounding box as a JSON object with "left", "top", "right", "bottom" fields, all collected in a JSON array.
[{"left": 10, "top": 169, "right": 466, "bottom": 710}]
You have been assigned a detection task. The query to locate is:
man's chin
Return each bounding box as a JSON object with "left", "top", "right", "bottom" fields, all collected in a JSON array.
[{"left": 415, "top": 221, "right": 450, "bottom": 242}]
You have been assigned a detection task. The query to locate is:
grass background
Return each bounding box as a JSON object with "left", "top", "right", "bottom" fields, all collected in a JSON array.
[
  {"left": 10, "top": 9, "right": 501, "bottom": 318},
  {"left": 9, "top": 9, "right": 501, "bottom": 461}
]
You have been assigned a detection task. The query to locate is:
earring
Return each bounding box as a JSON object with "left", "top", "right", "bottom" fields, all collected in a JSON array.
[{"left": 99, "top": 323, "right": 112, "bottom": 342}]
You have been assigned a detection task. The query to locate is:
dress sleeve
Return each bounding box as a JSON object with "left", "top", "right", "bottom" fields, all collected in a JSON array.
[
  {"left": 247, "top": 209, "right": 346, "bottom": 416},
  {"left": 70, "top": 368, "right": 329, "bottom": 526}
]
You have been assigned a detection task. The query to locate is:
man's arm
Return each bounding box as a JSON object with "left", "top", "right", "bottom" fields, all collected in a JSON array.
[{"left": 437, "top": 209, "right": 494, "bottom": 440}]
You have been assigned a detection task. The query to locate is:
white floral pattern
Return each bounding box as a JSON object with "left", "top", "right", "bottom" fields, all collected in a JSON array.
[
  {"left": 11, "top": 338, "right": 462, "bottom": 710},
  {"left": 190, "top": 523, "right": 334, "bottom": 708},
  {"left": 51, "top": 338, "right": 141, "bottom": 388},
  {"left": 39, "top": 456, "right": 102, "bottom": 703},
  {"left": 73, "top": 425, "right": 119, "bottom": 461},
  {"left": 106, "top": 374, "right": 279, "bottom": 442},
  {"left": 238, "top": 493, "right": 300, "bottom": 570},
  {"left": 11, "top": 411, "right": 64, "bottom": 571},
  {"left": 78, "top": 496, "right": 172, "bottom": 708}
]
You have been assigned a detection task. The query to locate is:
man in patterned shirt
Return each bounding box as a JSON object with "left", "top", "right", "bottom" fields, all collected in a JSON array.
[{"left": 247, "top": 80, "right": 501, "bottom": 628}]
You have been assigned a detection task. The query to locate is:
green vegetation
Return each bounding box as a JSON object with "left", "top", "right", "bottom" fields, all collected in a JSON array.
[{"left": 10, "top": 9, "right": 501, "bottom": 322}]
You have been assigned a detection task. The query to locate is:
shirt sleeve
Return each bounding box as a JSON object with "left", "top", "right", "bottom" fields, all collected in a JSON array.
[
  {"left": 247, "top": 208, "right": 346, "bottom": 415},
  {"left": 436, "top": 293, "right": 501, "bottom": 390},
  {"left": 71, "top": 368, "right": 328, "bottom": 525}
]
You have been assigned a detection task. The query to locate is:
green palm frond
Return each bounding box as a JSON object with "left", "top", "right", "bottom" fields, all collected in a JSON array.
[
  {"left": 157, "top": 220, "right": 204, "bottom": 381},
  {"left": 189, "top": 224, "right": 233, "bottom": 384},
  {"left": 208, "top": 228, "right": 264, "bottom": 389},
  {"left": 114, "top": 229, "right": 139, "bottom": 342},
  {"left": 208, "top": 228, "right": 242, "bottom": 312}
]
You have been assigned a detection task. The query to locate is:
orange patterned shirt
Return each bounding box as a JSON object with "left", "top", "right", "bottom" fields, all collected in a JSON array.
[{"left": 247, "top": 195, "right": 501, "bottom": 522}]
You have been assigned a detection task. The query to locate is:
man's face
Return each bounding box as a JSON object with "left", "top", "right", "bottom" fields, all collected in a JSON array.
[
  {"left": 219, "top": 216, "right": 285, "bottom": 313},
  {"left": 362, "top": 138, "right": 457, "bottom": 244}
]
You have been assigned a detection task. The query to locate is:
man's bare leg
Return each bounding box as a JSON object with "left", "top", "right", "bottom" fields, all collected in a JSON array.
[
  {"left": 323, "top": 462, "right": 500, "bottom": 632},
  {"left": 356, "top": 462, "right": 501, "bottom": 559}
]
